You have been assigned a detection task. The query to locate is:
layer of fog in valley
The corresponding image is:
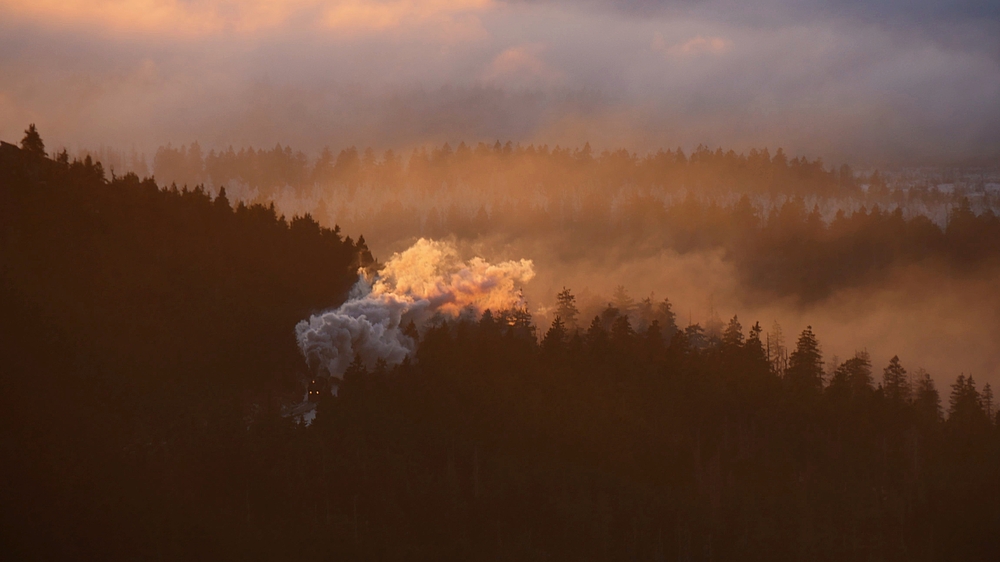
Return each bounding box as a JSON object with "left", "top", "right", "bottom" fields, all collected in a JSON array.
[{"left": 87, "top": 140, "right": 1000, "bottom": 389}]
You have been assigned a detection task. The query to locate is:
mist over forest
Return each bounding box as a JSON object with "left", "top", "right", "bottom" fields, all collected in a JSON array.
[
  {"left": 4, "top": 0, "right": 1000, "bottom": 559},
  {"left": 84, "top": 138, "right": 1000, "bottom": 388},
  {"left": 4, "top": 130, "right": 1000, "bottom": 560}
]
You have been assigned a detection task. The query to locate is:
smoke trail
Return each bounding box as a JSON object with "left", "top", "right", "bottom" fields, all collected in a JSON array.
[{"left": 296, "top": 238, "right": 535, "bottom": 378}]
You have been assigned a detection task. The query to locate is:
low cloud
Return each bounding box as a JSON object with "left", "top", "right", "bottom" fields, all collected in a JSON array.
[
  {"left": 1, "top": 0, "right": 998, "bottom": 164},
  {"left": 653, "top": 33, "right": 731, "bottom": 57},
  {"left": 481, "top": 43, "right": 564, "bottom": 87},
  {"left": 1, "top": 0, "right": 495, "bottom": 37}
]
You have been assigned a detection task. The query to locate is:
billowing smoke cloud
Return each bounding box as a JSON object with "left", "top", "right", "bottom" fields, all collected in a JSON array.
[{"left": 295, "top": 238, "right": 534, "bottom": 377}]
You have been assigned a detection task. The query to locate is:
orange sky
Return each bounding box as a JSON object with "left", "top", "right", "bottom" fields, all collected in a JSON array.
[
  {"left": 1, "top": 0, "right": 998, "bottom": 164},
  {"left": 1, "top": 0, "right": 493, "bottom": 35}
]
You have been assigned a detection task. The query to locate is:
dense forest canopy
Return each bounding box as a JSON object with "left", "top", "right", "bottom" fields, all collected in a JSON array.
[{"left": 3, "top": 129, "right": 1000, "bottom": 560}]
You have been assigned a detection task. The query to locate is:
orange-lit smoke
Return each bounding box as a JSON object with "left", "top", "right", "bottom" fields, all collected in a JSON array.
[{"left": 296, "top": 238, "right": 533, "bottom": 378}]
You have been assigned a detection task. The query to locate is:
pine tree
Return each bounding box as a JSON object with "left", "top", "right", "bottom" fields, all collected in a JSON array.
[
  {"left": 20, "top": 123, "right": 46, "bottom": 157},
  {"left": 340, "top": 353, "right": 369, "bottom": 399},
  {"left": 846, "top": 351, "right": 873, "bottom": 396},
  {"left": 215, "top": 187, "right": 231, "bottom": 211},
  {"left": 636, "top": 296, "right": 655, "bottom": 331},
  {"left": 684, "top": 323, "right": 707, "bottom": 350},
  {"left": 555, "top": 287, "right": 579, "bottom": 330},
  {"left": 982, "top": 383, "right": 994, "bottom": 422},
  {"left": 948, "top": 374, "right": 988, "bottom": 429},
  {"left": 586, "top": 316, "right": 608, "bottom": 349},
  {"left": 509, "top": 306, "right": 533, "bottom": 332},
  {"left": 645, "top": 319, "right": 665, "bottom": 356},
  {"left": 610, "top": 315, "right": 635, "bottom": 347},
  {"left": 722, "top": 315, "right": 744, "bottom": 349},
  {"left": 767, "top": 320, "right": 788, "bottom": 376},
  {"left": 704, "top": 309, "right": 724, "bottom": 343},
  {"left": 344, "top": 353, "right": 367, "bottom": 380},
  {"left": 613, "top": 285, "right": 635, "bottom": 314},
  {"left": 403, "top": 320, "right": 420, "bottom": 343},
  {"left": 356, "top": 235, "right": 375, "bottom": 270},
  {"left": 745, "top": 321, "right": 767, "bottom": 366},
  {"left": 600, "top": 304, "right": 620, "bottom": 330},
  {"left": 542, "top": 316, "right": 567, "bottom": 353},
  {"left": 828, "top": 351, "right": 873, "bottom": 400},
  {"left": 913, "top": 369, "right": 941, "bottom": 421},
  {"left": 882, "top": 355, "right": 911, "bottom": 403},
  {"left": 787, "top": 326, "right": 823, "bottom": 393},
  {"left": 657, "top": 298, "right": 678, "bottom": 339},
  {"left": 668, "top": 325, "right": 692, "bottom": 355}
]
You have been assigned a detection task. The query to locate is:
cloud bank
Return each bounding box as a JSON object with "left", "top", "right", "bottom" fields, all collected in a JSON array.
[{"left": 1, "top": 0, "right": 999, "bottom": 165}]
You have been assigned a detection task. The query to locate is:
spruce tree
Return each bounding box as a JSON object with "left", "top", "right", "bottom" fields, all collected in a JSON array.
[
  {"left": 722, "top": 315, "right": 744, "bottom": 349},
  {"left": 612, "top": 285, "right": 635, "bottom": 313},
  {"left": 657, "top": 298, "right": 678, "bottom": 338},
  {"left": 948, "top": 374, "right": 988, "bottom": 430},
  {"left": 745, "top": 321, "right": 767, "bottom": 366},
  {"left": 913, "top": 369, "right": 941, "bottom": 421},
  {"left": 20, "top": 123, "right": 46, "bottom": 157},
  {"left": 828, "top": 351, "right": 873, "bottom": 400},
  {"left": 542, "top": 316, "right": 567, "bottom": 352},
  {"left": 555, "top": 287, "right": 579, "bottom": 329},
  {"left": 882, "top": 355, "right": 910, "bottom": 403},
  {"left": 982, "top": 383, "right": 994, "bottom": 422},
  {"left": 787, "top": 326, "right": 823, "bottom": 393}
]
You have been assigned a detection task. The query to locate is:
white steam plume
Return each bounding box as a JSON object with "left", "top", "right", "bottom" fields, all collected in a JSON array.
[{"left": 296, "top": 238, "right": 535, "bottom": 378}]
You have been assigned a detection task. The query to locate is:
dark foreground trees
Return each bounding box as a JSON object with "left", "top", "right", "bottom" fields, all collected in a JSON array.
[
  {"left": 0, "top": 137, "right": 367, "bottom": 560},
  {"left": 286, "top": 316, "right": 998, "bottom": 562},
  {"left": 1, "top": 135, "right": 998, "bottom": 561}
]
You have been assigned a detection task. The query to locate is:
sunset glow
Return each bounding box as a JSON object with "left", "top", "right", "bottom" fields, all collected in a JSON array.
[{"left": 4, "top": 1, "right": 1000, "bottom": 558}]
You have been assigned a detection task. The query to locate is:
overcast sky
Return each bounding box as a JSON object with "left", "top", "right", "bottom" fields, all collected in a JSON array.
[{"left": 2, "top": 0, "right": 998, "bottom": 165}]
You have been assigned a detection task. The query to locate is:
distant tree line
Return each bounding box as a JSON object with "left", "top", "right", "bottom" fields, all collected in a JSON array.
[
  {"left": 141, "top": 140, "right": 1000, "bottom": 304},
  {"left": 151, "top": 140, "right": 851, "bottom": 198},
  {"left": 81, "top": 138, "right": 986, "bottom": 305},
  {"left": 407, "top": 191, "right": 1000, "bottom": 303},
  {"left": 145, "top": 139, "right": 997, "bottom": 210}
]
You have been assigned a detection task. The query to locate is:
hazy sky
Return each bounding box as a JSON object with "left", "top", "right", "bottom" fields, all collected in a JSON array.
[{"left": 2, "top": 0, "right": 998, "bottom": 165}]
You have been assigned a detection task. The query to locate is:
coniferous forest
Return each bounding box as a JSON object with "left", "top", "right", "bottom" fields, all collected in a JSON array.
[
  {"left": 3, "top": 129, "right": 1000, "bottom": 562},
  {"left": 136, "top": 138, "right": 1000, "bottom": 306}
]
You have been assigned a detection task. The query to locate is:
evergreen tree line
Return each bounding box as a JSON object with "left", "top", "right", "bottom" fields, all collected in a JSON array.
[
  {"left": 2, "top": 127, "right": 998, "bottom": 560},
  {"left": 378, "top": 191, "right": 1000, "bottom": 303},
  {"left": 1, "top": 127, "right": 368, "bottom": 560},
  {"left": 149, "top": 139, "right": 997, "bottom": 206},
  {"left": 132, "top": 138, "right": 1000, "bottom": 304},
  {"left": 242, "top": 302, "right": 999, "bottom": 561},
  {"left": 152, "top": 140, "right": 852, "bottom": 198}
]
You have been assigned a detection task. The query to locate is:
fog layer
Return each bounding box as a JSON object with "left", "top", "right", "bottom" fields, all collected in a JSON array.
[{"left": 129, "top": 139, "right": 1000, "bottom": 389}]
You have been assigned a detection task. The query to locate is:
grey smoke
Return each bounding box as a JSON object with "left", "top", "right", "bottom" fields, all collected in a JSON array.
[{"left": 295, "top": 238, "right": 534, "bottom": 379}]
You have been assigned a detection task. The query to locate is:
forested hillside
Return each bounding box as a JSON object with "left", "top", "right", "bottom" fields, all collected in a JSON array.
[
  {"left": 2, "top": 134, "right": 999, "bottom": 561},
  {"left": 0, "top": 136, "right": 367, "bottom": 559}
]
